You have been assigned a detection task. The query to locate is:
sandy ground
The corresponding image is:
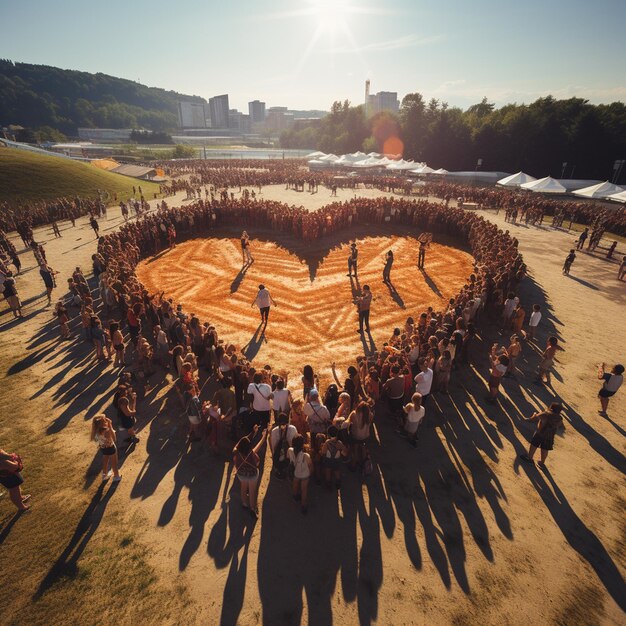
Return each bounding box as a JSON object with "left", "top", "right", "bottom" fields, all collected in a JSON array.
[
  {"left": 0, "top": 184, "right": 625, "bottom": 626},
  {"left": 136, "top": 233, "right": 473, "bottom": 391}
]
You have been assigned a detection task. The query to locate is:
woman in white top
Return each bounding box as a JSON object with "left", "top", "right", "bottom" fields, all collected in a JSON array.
[
  {"left": 90, "top": 414, "right": 121, "bottom": 482},
  {"left": 272, "top": 378, "right": 291, "bottom": 422},
  {"left": 287, "top": 435, "right": 313, "bottom": 514}
]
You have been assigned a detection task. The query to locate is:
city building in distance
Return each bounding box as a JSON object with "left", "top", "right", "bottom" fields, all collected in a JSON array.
[
  {"left": 177, "top": 101, "right": 209, "bottom": 128},
  {"left": 248, "top": 100, "right": 266, "bottom": 123},
  {"left": 209, "top": 94, "right": 230, "bottom": 129},
  {"left": 365, "top": 80, "right": 399, "bottom": 116}
]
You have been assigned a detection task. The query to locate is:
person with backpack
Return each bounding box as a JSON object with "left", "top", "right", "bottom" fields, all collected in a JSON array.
[
  {"left": 233, "top": 426, "right": 268, "bottom": 519},
  {"left": 247, "top": 372, "right": 273, "bottom": 429},
  {"left": 321, "top": 426, "right": 348, "bottom": 489},
  {"left": 288, "top": 435, "right": 313, "bottom": 514},
  {"left": 269, "top": 413, "right": 297, "bottom": 479}
]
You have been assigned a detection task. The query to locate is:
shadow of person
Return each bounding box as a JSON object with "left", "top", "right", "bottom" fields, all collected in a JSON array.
[
  {"left": 242, "top": 323, "right": 266, "bottom": 361},
  {"left": 33, "top": 481, "right": 120, "bottom": 599},
  {"left": 419, "top": 268, "right": 442, "bottom": 297},
  {"left": 521, "top": 463, "right": 626, "bottom": 611},
  {"left": 230, "top": 264, "right": 250, "bottom": 294},
  {"left": 565, "top": 274, "right": 600, "bottom": 290},
  {"left": 384, "top": 279, "right": 405, "bottom": 308},
  {"left": 349, "top": 273, "right": 361, "bottom": 300}
]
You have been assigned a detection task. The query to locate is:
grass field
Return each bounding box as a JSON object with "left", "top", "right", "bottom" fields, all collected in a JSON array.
[{"left": 0, "top": 148, "right": 160, "bottom": 205}]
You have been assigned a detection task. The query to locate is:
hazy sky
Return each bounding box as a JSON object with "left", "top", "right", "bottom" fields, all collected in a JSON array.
[{"left": 2, "top": 0, "right": 625, "bottom": 112}]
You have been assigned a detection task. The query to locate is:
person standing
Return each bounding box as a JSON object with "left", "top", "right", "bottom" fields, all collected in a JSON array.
[
  {"left": 0, "top": 448, "right": 30, "bottom": 511},
  {"left": 3, "top": 277, "right": 23, "bottom": 318},
  {"left": 39, "top": 264, "right": 57, "bottom": 305},
  {"left": 576, "top": 228, "right": 589, "bottom": 250},
  {"left": 563, "top": 249, "right": 576, "bottom": 275},
  {"left": 355, "top": 284, "right": 372, "bottom": 335},
  {"left": 414, "top": 358, "right": 434, "bottom": 403},
  {"left": 288, "top": 435, "right": 313, "bottom": 514},
  {"left": 520, "top": 403, "right": 564, "bottom": 466},
  {"left": 89, "top": 215, "right": 100, "bottom": 238},
  {"left": 618, "top": 256, "right": 626, "bottom": 281},
  {"left": 241, "top": 231, "right": 254, "bottom": 265},
  {"left": 90, "top": 415, "right": 122, "bottom": 482},
  {"left": 347, "top": 242, "right": 358, "bottom": 277},
  {"left": 382, "top": 250, "right": 394, "bottom": 283},
  {"left": 247, "top": 372, "right": 273, "bottom": 429},
  {"left": 535, "top": 336, "right": 562, "bottom": 386},
  {"left": 418, "top": 239, "right": 428, "bottom": 269},
  {"left": 269, "top": 413, "right": 297, "bottom": 479},
  {"left": 597, "top": 363, "right": 624, "bottom": 416},
  {"left": 527, "top": 304, "right": 542, "bottom": 340},
  {"left": 233, "top": 426, "right": 268, "bottom": 520},
  {"left": 304, "top": 389, "right": 331, "bottom": 438},
  {"left": 251, "top": 284, "right": 276, "bottom": 325}
]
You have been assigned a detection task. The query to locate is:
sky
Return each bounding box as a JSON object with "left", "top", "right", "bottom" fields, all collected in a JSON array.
[{"left": 2, "top": 0, "right": 625, "bottom": 112}]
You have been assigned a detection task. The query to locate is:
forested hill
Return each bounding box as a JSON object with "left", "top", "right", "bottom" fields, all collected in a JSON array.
[{"left": 0, "top": 60, "right": 205, "bottom": 134}]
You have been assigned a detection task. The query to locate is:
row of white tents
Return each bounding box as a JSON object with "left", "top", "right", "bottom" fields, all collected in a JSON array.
[
  {"left": 306, "top": 153, "right": 626, "bottom": 203},
  {"left": 306, "top": 151, "right": 449, "bottom": 176},
  {"left": 497, "top": 171, "right": 626, "bottom": 202}
]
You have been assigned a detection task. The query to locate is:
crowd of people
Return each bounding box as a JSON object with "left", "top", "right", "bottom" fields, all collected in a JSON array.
[{"left": 2, "top": 166, "right": 623, "bottom": 515}]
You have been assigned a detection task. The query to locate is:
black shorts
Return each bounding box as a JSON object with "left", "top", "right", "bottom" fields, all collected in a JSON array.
[
  {"left": 253, "top": 409, "right": 271, "bottom": 429},
  {"left": 101, "top": 445, "right": 117, "bottom": 456},
  {"left": 120, "top": 415, "right": 136, "bottom": 430},
  {"left": 388, "top": 396, "right": 404, "bottom": 414},
  {"left": 598, "top": 388, "right": 615, "bottom": 398},
  {"left": 0, "top": 472, "right": 24, "bottom": 489}
]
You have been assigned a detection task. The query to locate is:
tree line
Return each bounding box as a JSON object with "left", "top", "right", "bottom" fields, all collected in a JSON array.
[
  {"left": 0, "top": 60, "right": 204, "bottom": 135},
  {"left": 281, "top": 95, "right": 626, "bottom": 182}
]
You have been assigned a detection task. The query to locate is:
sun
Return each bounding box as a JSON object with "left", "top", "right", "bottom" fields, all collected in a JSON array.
[{"left": 309, "top": 0, "right": 351, "bottom": 33}]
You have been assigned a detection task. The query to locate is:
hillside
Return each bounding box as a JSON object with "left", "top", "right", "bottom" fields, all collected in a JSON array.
[
  {"left": 0, "top": 147, "right": 159, "bottom": 204},
  {"left": 0, "top": 60, "right": 205, "bottom": 134}
]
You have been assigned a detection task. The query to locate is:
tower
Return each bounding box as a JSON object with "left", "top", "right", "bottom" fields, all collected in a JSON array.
[{"left": 365, "top": 79, "right": 370, "bottom": 116}]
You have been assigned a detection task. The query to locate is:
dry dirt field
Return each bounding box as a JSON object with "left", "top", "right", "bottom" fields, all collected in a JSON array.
[
  {"left": 0, "top": 183, "right": 625, "bottom": 626},
  {"left": 136, "top": 233, "right": 474, "bottom": 390}
]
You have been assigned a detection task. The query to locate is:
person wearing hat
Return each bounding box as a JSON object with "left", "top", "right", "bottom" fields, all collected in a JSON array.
[
  {"left": 304, "top": 389, "right": 331, "bottom": 438},
  {"left": 347, "top": 242, "right": 358, "bottom": 277},
  {"left": 270, "top": 413, "right": 297, "bottom": 479},
  {"left": 251, "top": 284, "right": 276, "bottom": 325},
  {"left": 355, "top": 285, "right": 372, "bottom": 334}
]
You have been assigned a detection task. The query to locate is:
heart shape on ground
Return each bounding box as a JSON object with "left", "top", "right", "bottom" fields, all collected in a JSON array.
[{"left": 136, "top": 224, "right": 474, "bottom": 385}]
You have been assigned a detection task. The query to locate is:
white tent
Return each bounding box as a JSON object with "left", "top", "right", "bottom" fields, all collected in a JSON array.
[
  {"left": 353, "top": 157, "right": 386, "bottom": 168},
  {"left": 497, "top": 171, "right": 537, "bottom": 187},
  {"left": 572, "top": 180, "right": 625, "bottom": 199},
  {"left": 520, "top": 176, "right": 566, "bottom": 194},
  {"left": 367, "top": 152, "right": 381, "bottom": 158},
  {"left": 319, "top": 153, "right": 339, "bottom": 162},
  {"left": 350, "top": 151, "right": 368, "bottom": 159},
  {"left": 432, "top": 168, "right": 449, "bottom": 175},
  {"left": 410, "top": 165, "right": 435, "bottom": 175},
  {"left": 606, "top": 190, "right": 626, "bottom": 203},
  {"left": 386, "top": 160, "right": 419, "bottom": 171},
  {"left": 306, "top": 151, "right": 326, "bottom": 159},
  {"left": 308, "top": 159, "right": 335, "bottom": 169}
]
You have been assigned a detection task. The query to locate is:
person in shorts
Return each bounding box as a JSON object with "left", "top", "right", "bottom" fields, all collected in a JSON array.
[
  {"left": 401, "top": 392, "right": 425, "bottom": 447},
  {"left": 90, "top": 415, "right": 121, "bottom": 482},
  {"left": 520, "top": 403, "right": 563, "bottom": 466},
  {"left": 597, "top": 363, "right": 624, "bottom": 416},
  {"left": 0, "top": 448, "right": 30, "bottom": 510}
]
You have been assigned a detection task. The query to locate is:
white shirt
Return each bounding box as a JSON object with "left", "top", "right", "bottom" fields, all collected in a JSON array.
[
  {"left": 304, "top": 401, "right": 331, "bottom": 433},
  {"left": 287, "top": 449, "right": 311, "bottom": 479},
  {"left": 272, "top": 388, "right": 290, "bottom": 412},
  {"left": 254, "top": 288, "right": 272, "bottom": 309},
  {"left": 405, "top": 405, "right": 425, "bottom": 425},
  {"left": 247, "top": 382, "right": 272, "bottom": 411},
  {"left": 414, "top": 368, "right": 434, "bottom": 395},
  {"left": 529, "top": 311, "right": 542, "bottom": 327},
  {"left": 408, "top": 346, "right": 420, "bottom": 364},
  {"left": 270, "top": 424, "right": 297, "bottom": 452}
]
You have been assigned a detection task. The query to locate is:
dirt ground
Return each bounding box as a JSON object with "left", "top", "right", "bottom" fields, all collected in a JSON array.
[
  {"left": 136, "top": 232, "right": 473, "bottom": 391},
  {"left": 0, "top": 184, "right": 625, "bottom": 626}
]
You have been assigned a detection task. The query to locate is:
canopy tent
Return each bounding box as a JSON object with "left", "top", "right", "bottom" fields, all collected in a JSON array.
[
  {"left": 572, "top": 180, "right": 625, "bottom": 199},
  {"left": 350, "top": 151, "right": 368, "bottom": 159},
  {"left": 606, "top": 190, "right": 626, "bottom": 203},
  {"left": 386, "top": 160, "right": 419, "bottom": 171},
  {"left": 432, "top": 168, "right": 449, "bottom": 175},
  {"left": 410, "top": 165, "right": 435, "bottom": 175},
  {"left": 353, "top": 157, "right": 386, "bottom": 168},
  {"left": 497, "top": 171, "right": 537, "bottom": 187},
  {"left": 318, "top": 153, "right": 339, "bottom": 162},
  {"left": 306, "top": 151, "right": 326, "bottom": 159},
  {"left": 308, "top": 159, "right": 335, "bottom": 169},
  {"left": 335, "top": 153, "right": 365, "bottom": 165},
  {"left": 520, "top": 176, "right": 566, "bottom": 194},
  {"left": 367, "top": 152, "right": 382, "bottom": 158}
]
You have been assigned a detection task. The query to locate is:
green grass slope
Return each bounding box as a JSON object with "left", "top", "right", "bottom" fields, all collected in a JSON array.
[{"left": 0, "top": 147, "right": 159, "bottom": 205}]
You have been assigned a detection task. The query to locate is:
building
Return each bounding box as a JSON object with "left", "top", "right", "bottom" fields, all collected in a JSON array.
[
  {"left": 209, "top": 94, "right": 230, "bottom": 129},
  {"left": 365, "top": 81, "right": 399, "bottom": 116},
  {"left": 248, "top": 100, "right": 266, "bottom": 123},
  {"left": 265, "top": 106, "right": 294, "bottom": 133},
  {"left": 228, "top": 109, "right": 251, "bottom": 133},
  {"left": 177, "top": 101, "right": 208, "bottom": 128}
]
